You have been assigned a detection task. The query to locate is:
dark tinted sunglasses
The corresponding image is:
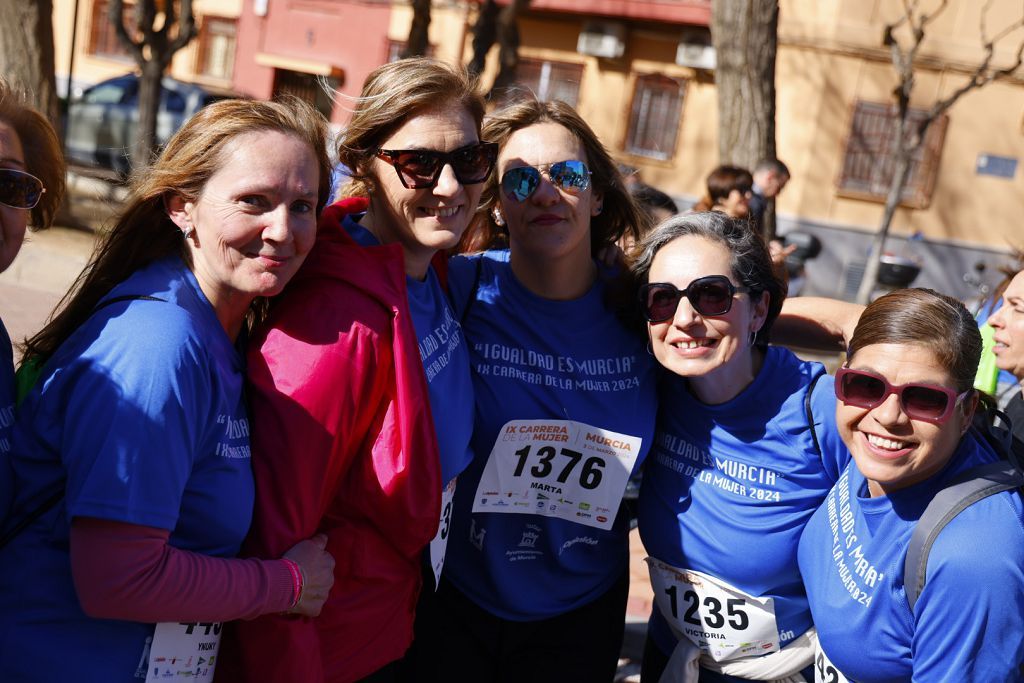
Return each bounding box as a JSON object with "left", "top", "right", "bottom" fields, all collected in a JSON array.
[
  {"left": 376, "top": 142, "right": 498, "bottom": 189},
  {"left": 500, "top": 160, "right": 591, "bottom": 202},
  {"left": 639, "top": 275, "right": 750, "bottom": 322},
  {"left": 834, "top": 368, "right": 972, "bottom": 424},
  {"left": 0, "top": 168, "right": 45, "bottom": 210}
]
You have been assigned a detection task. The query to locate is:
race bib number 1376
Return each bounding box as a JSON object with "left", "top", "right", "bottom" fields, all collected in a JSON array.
[{"left": 472, "top": 419, "right": 641, "bottom": 530}]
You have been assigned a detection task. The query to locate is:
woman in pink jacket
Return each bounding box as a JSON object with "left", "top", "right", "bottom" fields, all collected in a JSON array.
[{"left": 220, "top": 58, "right": 493, "bottom": 682}]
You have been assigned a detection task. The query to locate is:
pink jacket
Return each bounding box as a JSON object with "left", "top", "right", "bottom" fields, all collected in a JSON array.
[{"left": 218, "top": 198, "right": 442, "bottom": 683}]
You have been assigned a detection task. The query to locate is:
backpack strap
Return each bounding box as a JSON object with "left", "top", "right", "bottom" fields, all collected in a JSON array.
[
  {"left": 903, "top": 459, "right": 1024, "bottom": 612},
  {"left": 0, "top": 294, "right": 166, "bottom": 550},
  {"left": 805, "top": 371, "right": 825, "bottom": 459}
]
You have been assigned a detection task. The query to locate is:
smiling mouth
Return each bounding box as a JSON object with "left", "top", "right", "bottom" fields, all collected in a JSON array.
[
  {"left": 865, "top": 433, "right": 909, "bottom": 451},
  {"left": 672, "top": 339, "right": 715, "bottom": 350},
  {"left": 422, "top": 206, "right": 460, "bottom": 218}
]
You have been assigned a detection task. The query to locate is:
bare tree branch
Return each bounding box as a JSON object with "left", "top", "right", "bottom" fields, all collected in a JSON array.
[
  {"left": 857, "top": 0, "right": 1022, "bottom": 303},
  {"left": 110, "top": 0, "right": 144, "bottom": 62},
  {"left": 168, "top": 0, "right": 197, "bottom": 54}
]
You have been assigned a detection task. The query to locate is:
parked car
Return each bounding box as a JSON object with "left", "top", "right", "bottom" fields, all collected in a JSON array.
[{"left": 65, "top": 73, "right": 236, "bottom": 174}]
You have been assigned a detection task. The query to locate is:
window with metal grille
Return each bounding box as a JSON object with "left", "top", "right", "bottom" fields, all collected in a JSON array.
[
  {"left": 197, "top": 17, "right": 237, "bottom": 81},
  {"left": 502, "top": 59, "right": 584, "bottom": 107},
  {"left": 89, "top": 0, "right": 134, "bottom": 60},
  {"left": 625, "top": 74, "right": 684, "bottom": 160},
  {"left": 837, "top": 100, "right": 948, "bottom": 209}
]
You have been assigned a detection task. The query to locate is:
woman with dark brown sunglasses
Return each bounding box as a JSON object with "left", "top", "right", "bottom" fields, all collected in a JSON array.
[
  {"left": 219, "top": 57, "right": 490, "bottom": 683},
  {"left": 798, "top": 288, "right": 1024, "bottom": 682}
]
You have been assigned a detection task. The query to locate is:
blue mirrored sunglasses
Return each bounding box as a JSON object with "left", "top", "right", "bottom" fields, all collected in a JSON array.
[{"left": 500, "top": 160, "right": 591, "bottom": 202}]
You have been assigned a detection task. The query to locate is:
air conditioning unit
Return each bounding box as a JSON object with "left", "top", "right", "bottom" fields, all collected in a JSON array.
[
  {"left": 577, "top": 21, "right": 626, "bottom": 59},
  {"left": 676, "top": 27, "right": 716, "bottom": 70}
]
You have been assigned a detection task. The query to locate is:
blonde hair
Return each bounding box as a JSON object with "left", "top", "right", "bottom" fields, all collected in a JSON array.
[
  {"left": 24, "top": 97, "right": 331, "bottom": 364},
  {"left": 336, "top": 57, "right": 485, "bottom": 198},
  {"left": 0, "top": 78, "right": 66, "bottom": 230}
]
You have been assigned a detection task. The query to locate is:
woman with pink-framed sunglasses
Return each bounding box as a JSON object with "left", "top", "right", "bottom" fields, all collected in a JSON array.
[{"left": 798, "top": 288, "right": 1024, "bottom": 681}]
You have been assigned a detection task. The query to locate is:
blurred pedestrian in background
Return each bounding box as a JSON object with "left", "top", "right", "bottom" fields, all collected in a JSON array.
[
  {"left": 987, "top": 265, "right": 1024, "bottom": 444},
  {"left": 692, "top": 165, "right": 754, "bottom": 220},
  {"left": 748, "top": 158, "right": 790, "bottom": 237}
]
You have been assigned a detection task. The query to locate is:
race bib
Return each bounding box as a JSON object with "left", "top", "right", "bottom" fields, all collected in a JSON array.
[
  {"left": 429, "top": 478, "right": 457, "bottom": 589},
  {"left": 472, "top": 419, "right": 641, "bottom": 530},
  {"left": 145, "top": 621, "right": 221, "bottom": 682},
  {"left": 647, "top": 558, "right": 779, "bottom": 662},
  {"left": 814, "top": 642, "right": 852, "bottom": 683}
]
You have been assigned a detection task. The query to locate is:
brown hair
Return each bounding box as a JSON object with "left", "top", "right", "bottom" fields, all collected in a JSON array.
[
  {"left": 0, "top": 79, "right": 66, "bottom": 230},
  {"left": 23, "top": 97, "right": 331, "bottom": 365},
  {"left": 629, "top": 211, "right": 784, "bottom": 345},
  {"left": 462, "top": 98, "right": 646, "bottom": 254},
  {"left": 336, "top": 57, "right": 486, "bottom": 199},
  {"left": 704, "top": 165, "right": 753, "bottom": 206},
  {"left": 848, "top": 288, "right": 982, "bottom": 392}
]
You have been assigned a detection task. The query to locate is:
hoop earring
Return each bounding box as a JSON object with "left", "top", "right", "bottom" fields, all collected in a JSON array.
[{"left": 749, "top": 329, "right": 758, "bottom": 347}]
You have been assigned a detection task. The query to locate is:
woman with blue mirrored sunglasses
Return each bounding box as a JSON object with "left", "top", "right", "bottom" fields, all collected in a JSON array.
[
  {"left": 500, "top": 159, "right": 591, "bottom": 202},
  {"left": 411, "top": 99, "right": 657, "bottom": 683}
]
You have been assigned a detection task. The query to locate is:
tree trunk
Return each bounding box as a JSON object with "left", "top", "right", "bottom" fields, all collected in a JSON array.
[
  {"left": 111, "top": 0, "right": 196, "bottom": 170},
  {"left": 489, "top": 0, "right": 530, "bottom": 99},
  {"left": 468, "top": 0, "right": 500, "bottom": 77},
  {"left": 402, "top": 0, "right": 431, "bottom": 58},
  {"left": 711, "top": 0, "right": 778, "bottom": 167},
  {"left": 0, "top": 0, "right": 59, "bottom": 125},
  {"left": 135, "top": 59, "right": 165, "bottom": 169}
]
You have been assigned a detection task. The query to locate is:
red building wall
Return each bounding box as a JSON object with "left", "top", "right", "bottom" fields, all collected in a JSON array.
[{"left": 233, "top": 0, "right": 394, "bottom": 124}]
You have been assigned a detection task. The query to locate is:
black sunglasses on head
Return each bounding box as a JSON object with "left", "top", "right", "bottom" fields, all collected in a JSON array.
[
  {"left": 375, "top": 142, "right": 498, "bottom": 189},
  {"left": 639, "top": 275, "right": 750, "bottom": 322},
  {"left": 0, "top": 168, "right": 45, "bottom": 210}
]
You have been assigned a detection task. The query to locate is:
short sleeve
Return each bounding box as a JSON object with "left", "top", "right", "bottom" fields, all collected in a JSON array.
[
  {"left": 53, "top": 305, "right": 211, "bottom": 530},
  {"left": 911, "top": 493, "right": 1024, "bottom": 680}
]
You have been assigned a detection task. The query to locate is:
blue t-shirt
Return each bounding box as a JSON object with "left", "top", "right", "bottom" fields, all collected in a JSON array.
[
  {"left": 639, "top": 348, "right": 843, "bottom": 664},
  {"left": 342, "top": 212, "right": 475, "bottom": 485},
  {"left": 0, "top": 319, "right": 14, "bottom": 523},
  {"left": 442, "top": 251, "right": 658, "bottom": 620},
  {"left": 798, "top": 431, "right": 1024, "bottom": 682},
  {"left": 0, "top": 257, "right": 253, "bottom": 682}
]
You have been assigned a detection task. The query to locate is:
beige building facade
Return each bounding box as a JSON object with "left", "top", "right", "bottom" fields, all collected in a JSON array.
[{"left": 392, "top": 0, "right": 1023, "bottom": 299}]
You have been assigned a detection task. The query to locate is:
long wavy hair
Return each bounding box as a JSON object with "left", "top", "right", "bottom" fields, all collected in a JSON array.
[{"left": 22, "top": 97, "right": 331, "bottom": 365}]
